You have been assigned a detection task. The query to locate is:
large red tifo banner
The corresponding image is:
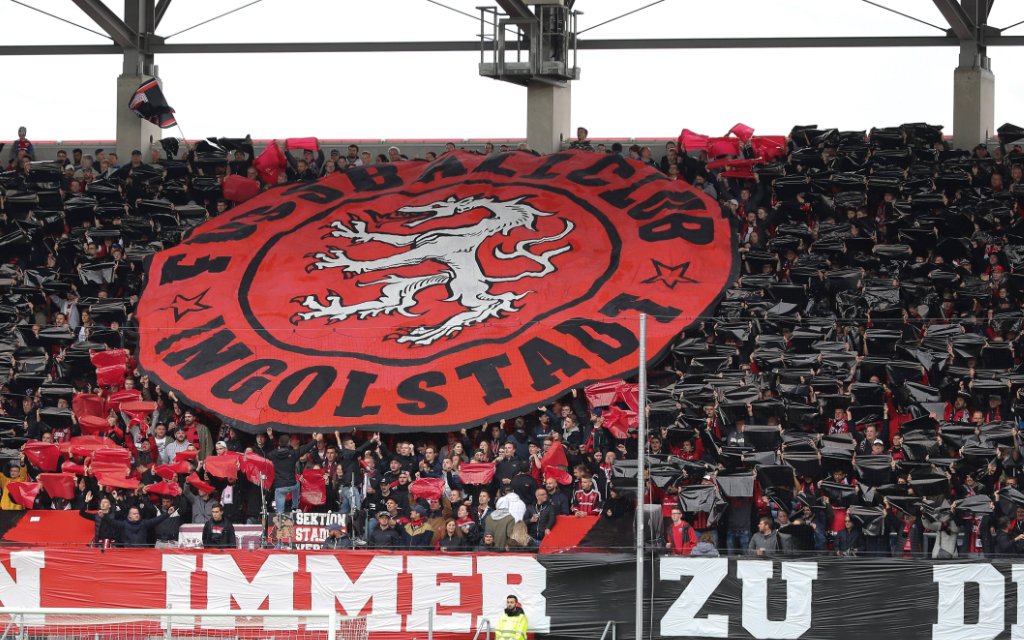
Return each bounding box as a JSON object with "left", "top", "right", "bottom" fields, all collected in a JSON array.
[{"left": 136, "top": 151, "right": 736, "bottom": 433}]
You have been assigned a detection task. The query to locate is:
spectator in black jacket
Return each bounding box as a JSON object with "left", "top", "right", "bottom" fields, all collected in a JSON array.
[
  {"left": 78, "top": 492, "right": 119, "bottom": 547},
  {"left": 527, "top": 488, "right": 556, "bottom": 541},
  {"left": 994, "top": 517, "right": 1024, "bottom": 555},
  {"left": 202, "top": 504, "right": 236, "bottom": 548},
  {"left": 835, "top": 516, "right": 866, "bottom": 556},
  {"left": 268, "top": 430, "right": 321, "bottom": 514},
  {"left": 108, "top": 505, "right": 169, "bottom": 547},
  {"left": 154, "top": 498, "right": 184, "bottom": 548},
  {"left": 368, "top": 511, "right": 404, "bottom": 548},
  {"left": 332, "top": 431, "right": 380, "bottom": 515}
]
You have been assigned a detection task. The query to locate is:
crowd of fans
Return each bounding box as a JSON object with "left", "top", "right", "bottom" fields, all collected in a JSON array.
[{"left": 4, "top": 120, "right": 1024, "bottom": 558}]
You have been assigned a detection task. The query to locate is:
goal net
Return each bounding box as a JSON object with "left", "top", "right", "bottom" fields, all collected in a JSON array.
[{"left": 0, "top": 609, "right": 368, "bottom": 640}]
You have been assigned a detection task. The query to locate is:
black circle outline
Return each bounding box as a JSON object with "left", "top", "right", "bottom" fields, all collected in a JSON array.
[{"left": 237, "top": 180, "right": 622, "bottom": 366}]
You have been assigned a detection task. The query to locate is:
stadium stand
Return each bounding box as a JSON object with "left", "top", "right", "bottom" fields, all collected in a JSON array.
[{"left": 4, "top": 121, "right": 1024, "bottom": 561}]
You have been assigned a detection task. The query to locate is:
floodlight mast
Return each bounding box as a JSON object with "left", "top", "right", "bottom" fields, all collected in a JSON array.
[{"left": 478, "top": 0, "right": 581, "bottom": 154}]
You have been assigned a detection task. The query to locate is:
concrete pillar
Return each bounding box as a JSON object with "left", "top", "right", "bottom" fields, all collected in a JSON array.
[
  {"left": 526, "top": 82, "right": 571, "bottom": 155},
  {"left": 952, "top": 32, "right": 994, "bottom": 150},
  {"left": 116, "top": 73, "right": 161, "bottom": 162},
  {"left": 952, "top": 65, "right": 994, "bottom": 149}
]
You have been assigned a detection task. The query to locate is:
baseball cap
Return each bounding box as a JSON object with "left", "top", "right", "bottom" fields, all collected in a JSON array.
[
  {"left": 327, "top": 523, "right": 342, "bottom": 532},
  {"left": 215, "top": 441, "right": 227, "bottom": 449}
]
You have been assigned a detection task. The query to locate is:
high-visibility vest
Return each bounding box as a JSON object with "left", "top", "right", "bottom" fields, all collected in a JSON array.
[{"left": 495, "top": 612, "right": 529, "bottom": 640}]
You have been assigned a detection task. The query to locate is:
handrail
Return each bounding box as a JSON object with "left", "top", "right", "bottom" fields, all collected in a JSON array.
[
  {"left": 472, "top": 618, "right": 492, "bottom": 640},
  {"left": 600, "top": 620, "right": 617, "bottom": 640}
]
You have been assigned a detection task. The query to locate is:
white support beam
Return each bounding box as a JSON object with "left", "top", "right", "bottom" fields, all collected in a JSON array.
[{"left": 71, "top": 0, "right": 138, "bottom": 49}]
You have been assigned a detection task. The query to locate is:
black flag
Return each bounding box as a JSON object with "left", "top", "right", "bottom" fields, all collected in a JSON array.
[{"left": 128, "top": 78, "right": 176, "bottom": 128}]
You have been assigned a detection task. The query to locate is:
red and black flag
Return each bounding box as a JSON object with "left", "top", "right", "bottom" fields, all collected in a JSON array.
[{"left": 128, "top": 78, "right": 176, "bottom": 128}]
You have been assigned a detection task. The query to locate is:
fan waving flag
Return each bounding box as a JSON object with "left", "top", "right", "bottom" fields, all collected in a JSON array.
[{"left": 128, "top": 78, "right": 177, "bottom": 128}]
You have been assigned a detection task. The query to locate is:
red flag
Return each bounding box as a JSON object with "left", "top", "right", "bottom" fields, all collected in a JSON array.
[
  {"left": 77, "top": 415, "right": 109, "bottom": 435},
  {"left": 105, "top": 389, "right": 141, "bottom": 413},
  {"left": 543, "top": 466, "right": 572, "bottom": 486},
  {"left": 584, "top": 380, "right": 624, "bottom": 408},
  {"left": 186, "top": 472, "right": 216, "bottom": 494},
  {"left": 299, "top": 468, "right": 326, "bottom": 506},
  {"left": 94, "top": 365, "right": 126, "bottom": 387},
  {"left": 204, "top": 455, "right": 239, "bottom": 480},
  {"left": 95, "top": 474, "right": 140, "bottom": 490},
  {"left": 254, "top": 142, "right": 287, "bottom": 184},
  {"left": 38, "top": 473, "right": 76, "bottom": 500},
  {"left": 602, "top": 405, "right": 633, "bottom": 439},
  {"left": 120, "top": 400, "right": 156, "bottom": 418},
  {"left": 678, "top": 129, "right": 709, "bottom": 152},
  {"left": 409, "top": 477, "right": 445, "bottom": 502},
  {"left": 705, "top": 158, "right": 762, "bottom": 171},
  {"left": 7, "top": 482, "right": 40, "bottom": 509},
  {"left": 72, "top": 393, "right": 105, "bottom": 418},
  {"left": 222, "top": 174, "right": 261, "bottom": 203},
  {"left": 61, "top": 461, "right": 86, "bottom": 476},
  {"left": 240, "top": 453, "right": 274, "bottom": 490},
  {"left": 23, "top": 442, "right": 60, "bottom": 472},
  {"left": 91, "top": 448, "right": 131, "bottom": 466},
  {"left": 458, "top": 463, "right": 495, "bottom": 485},
  {"left": 720, "top": 170, "right": 757, "bottom": 180},
  {"left": 540, "top": 442, "right": 568, "bottom": 471},
  {"left": 285, "top": 137, "right": 319, "bottom": 152},
  {"left": 145, "top": 482, "right": 182, "bottom": 497},
  {"left": 707, "top": 137, "right": 741, "bottom": 158},
  {"left": 728, "top": 123, "right": 756, "bottom": 142},
  {"left": 89, "top": 349, "right": 128, "bottom": 369},
  {"left": 751, "top": 135, "right": 788, "bottom": 162},
  {"left": 611, "top": 383, "right": 640, "bottom": 413},
  {"left": 89, "top": 462, "right": 129, "bottom": 479},
  {"left": 174, "top": 450, "right": 199, "bottom": 463}
]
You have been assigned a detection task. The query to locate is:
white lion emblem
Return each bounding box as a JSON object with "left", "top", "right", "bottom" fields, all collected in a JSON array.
[{"left": 292, "top": 195, "right": 574, "bottom": 346}]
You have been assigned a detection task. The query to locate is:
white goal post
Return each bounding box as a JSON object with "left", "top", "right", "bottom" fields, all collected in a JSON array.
[{"left": 0, "top": 609, "right": 367, "bottom": 640}]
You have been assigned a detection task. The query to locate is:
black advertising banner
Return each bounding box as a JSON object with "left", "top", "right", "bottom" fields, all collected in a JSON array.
[{"left": 541, "top": 555, "right": 1024, "bottom": 640}]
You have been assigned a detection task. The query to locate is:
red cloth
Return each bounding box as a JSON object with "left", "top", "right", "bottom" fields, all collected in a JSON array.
[
  {"left": 728, "top": 123, "right": 756, "bottom": 142},
  {"left": 154, "top": 462, "right": 188, "bottom": 480},
  {"left": 602, "top": 406, "right": 633, "bottom": 439},
  {"left": 240, "top": 453, "right": 274, "bottom": 490},
  {"left": 174, "top": 450, "right": 199, "bottom": 463},
  {"left": 458, "top": 462, "right": 495, "bottom": 485},
  {"left": 409, "top": 477, "right": 445, "bottom": 501},
  {"left": 7, "top": 482, "right": 40, "bottom": 508},
  {"left": 145, "top": 482, "right": 182, "bottom": 497},
  {"left": 95, "top": 474, "right": 139, "bottom": 490},
  {"left": 91, "top": 448, "right": 131, "bottom": 466},
  {"left": 285, "top": 137, "right": 319, "bottom": 152},
  {"left": 105, "top": 389, "right": 141, "bottom": 413},
  {"left": 186, "top": 472, "right": 215, "bottom": 494},
  {"left": 204, "top": 455, "right": 239, "bottom": 480},
  {"left": 61, "top": 461, "right": 86, "bottom": 476},
  {"left": 120, "top": 401, "right": 157, "bottom": 422},
  {"left": 24, "top": 442, "right": 60, "bottom": 472},
  {"left": 543, "top": 465, "right": 572, "bottom": 485},
  {"left": 254, "top": 141, "right": 287, "bottom": 184},
  {"left": 707, "top": 137, "right": 741, "bottom": 157},
  {"left": 89, "top": 462, "right": 129, "bottom": 479},
  {"left": 222, "top": 174, "right": 261, "bottom": 203},
  {"left": 299, "top": 468, "right": 326, "bottom": 507},
  {"left": 72, "top": 393, "right": 105, "bottom": 418},
  {"left": 584, "top": 380, "right": 623, "bottom": 408},
  {"left": 94, "top": 365, "right": 126, "bottom": 387},
  {"left": 751, "top": 135, "right": 787, "bottom": 161},
  {"left": 78, "top": 415, "right": 109, "bottom": 435},
  {"left": 678, "top": 129, "right": 709, "bottom": 152},
  {"left": 540, "top": 443, "right": 569, "bottom": 471},
  {"left": 90, "top": 348, "right": 128, "bottom": 369},
  {"left": 38, "top": 473, "right": 76, "bottom": 500}
]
